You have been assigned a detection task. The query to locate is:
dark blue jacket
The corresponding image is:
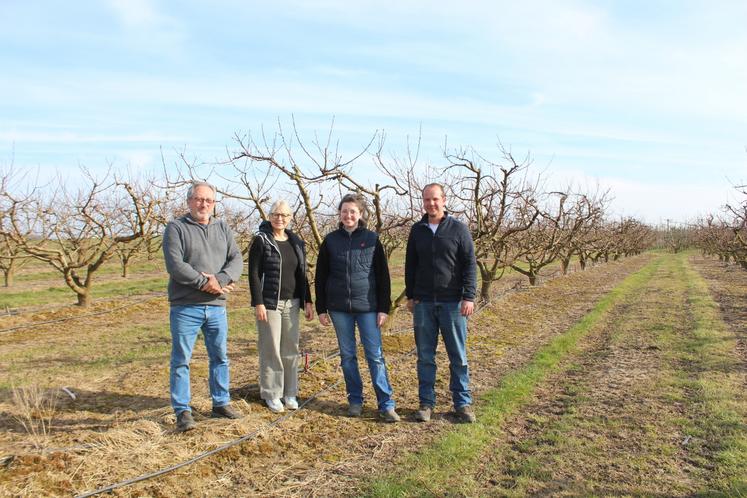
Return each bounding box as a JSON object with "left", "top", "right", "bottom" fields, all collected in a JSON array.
[
  {"left": 248, "top": 221, "right": 312, "bottom": 311},
  {"left": 315, "top": 226, "right": 391, "bottom": 314},
  {"left": 405, "top": 213, "right": 477, "bottom": 302}
]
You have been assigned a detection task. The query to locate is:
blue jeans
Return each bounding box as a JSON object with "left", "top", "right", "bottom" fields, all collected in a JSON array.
[
  {"left": 413, "top": 301, "right": 472, "bottom": 408},
  {"left": 170, "top": 304, "right": 231, "bottom": 414},
  {"left": 329, "top": 311, "right": 395, "bottom": 412}
]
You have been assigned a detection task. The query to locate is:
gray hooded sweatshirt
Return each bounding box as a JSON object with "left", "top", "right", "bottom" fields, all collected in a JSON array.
[{"left": 162, "top": 214, "right": 244, "bottom": 306}]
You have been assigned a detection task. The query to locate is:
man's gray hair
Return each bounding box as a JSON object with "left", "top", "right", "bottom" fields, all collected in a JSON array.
[{"left": 187, "top": 181, "right": 217, "bottom": 199}]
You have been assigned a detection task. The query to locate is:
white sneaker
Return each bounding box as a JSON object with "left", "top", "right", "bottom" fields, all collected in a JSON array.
[
  {"left": 266, "top": 398, "right": 284, "bottom": 413},
  {"left": 283, "top": 396, "right": 299, "bottom": 410}
]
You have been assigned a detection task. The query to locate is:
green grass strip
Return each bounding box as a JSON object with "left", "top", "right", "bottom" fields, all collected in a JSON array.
[
  {"left": 367, "top": 255, "right": 664, "bottom": 497},
  {"left": 679, "top": 255, "right": 747, "bottom": 496},
  {"left": 0, "top": 276, "right": 166, "bottom": 308}
]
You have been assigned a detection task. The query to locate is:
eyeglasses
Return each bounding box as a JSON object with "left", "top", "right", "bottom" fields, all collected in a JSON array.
[
  {"left": 190, "top": 197, "right": 215, "bottom": 205},
  {"left": 270, "top": 213, "right": 291, "bottom": 219}
]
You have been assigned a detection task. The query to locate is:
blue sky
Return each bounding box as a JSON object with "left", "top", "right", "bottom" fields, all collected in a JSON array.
[{"left": 1, "top": 0, "right": 746, "bottom": 223}]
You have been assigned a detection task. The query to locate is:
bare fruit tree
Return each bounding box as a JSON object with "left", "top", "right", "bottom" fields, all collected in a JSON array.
[
  {"left": 111, "top": 174, "right": 172, "bottom": 278},
  {"left": 693, "top": 215, "right": 738, "bottom": 263},
  {"left": 509, "top": 191, "right": 581, "bottom": 286},
  {"left": 555, "top": 190, "right": 609, "bottom": 275},
  {"left": 225, "top": 119, "right": 380, "bottom": 270},
  {"left": 0, "top": 168, "right": 158, "bottom": 306},
  {"left": 0, "top": 166, "right": 34, "bottom": 287},
  {"left": 444, "top": 144, "right": 541, "bottom": 300}
]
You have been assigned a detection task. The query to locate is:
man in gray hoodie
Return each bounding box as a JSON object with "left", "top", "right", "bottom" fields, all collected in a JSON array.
[{"left": 162, "top": 181, "right": 244, "bottom": 431}]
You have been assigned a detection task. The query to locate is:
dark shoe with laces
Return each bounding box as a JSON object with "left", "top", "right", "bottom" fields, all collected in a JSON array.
[
  {"left": 347, "top": 403, "right": 363, "bottom": 417},
  {"left": 414, "top": 404, "right": 433, "bottom": 422},
  {"left": 211, "top": 404, "right": 241, "bottom": 419},
  {"left": 176, "top": 410, "right": 196, "bottom": 432},
  {"left": 455, "top": 404, "right": 476, "bottom": 423}
]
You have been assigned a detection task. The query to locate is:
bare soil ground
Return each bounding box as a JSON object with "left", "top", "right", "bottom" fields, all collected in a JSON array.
[{"left": 0, "top": 255, "right": 652, "bottom": 496}]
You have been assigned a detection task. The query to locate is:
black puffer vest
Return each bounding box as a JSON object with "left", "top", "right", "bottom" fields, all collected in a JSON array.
[
  {"left": 323, "top": 227, "right": 378, "bottom": 313},
  {"left": 254, "top": 221, "right": 308, "bottom": 310}
]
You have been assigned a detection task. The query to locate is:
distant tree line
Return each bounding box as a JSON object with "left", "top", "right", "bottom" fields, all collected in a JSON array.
[
  {"left": 691, "top": 183, "right": 747, "bottom": 268},
  {"left": 1, "top": 124, "right": 654, "bottom": 307}
]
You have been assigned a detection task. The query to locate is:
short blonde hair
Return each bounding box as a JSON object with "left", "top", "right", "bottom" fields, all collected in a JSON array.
[{"left": 270, "top": 200, "right": 292, "bottom": 215}]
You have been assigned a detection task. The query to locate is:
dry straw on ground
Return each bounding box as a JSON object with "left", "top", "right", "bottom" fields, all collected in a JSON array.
[{"left": 1, "top": 257, "right": 655, "bottom": 496}]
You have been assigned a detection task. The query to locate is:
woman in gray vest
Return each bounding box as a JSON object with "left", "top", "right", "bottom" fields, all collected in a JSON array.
[
  {"left": 248, "top": 200, "right": 313, "bottom": 413},
  {"left": 315, "top": 193, "right": 399, "bottom": 422}
]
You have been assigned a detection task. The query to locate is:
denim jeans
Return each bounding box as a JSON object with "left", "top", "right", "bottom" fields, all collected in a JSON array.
[
  {"left": 413, "top": 300, "right": 472, "bottom": 408},
  {"left": 328, "top": 311, "right": 395, "bottom": 412},
  {"left": 170, "top": 304, "right": 230, "bottom": 414}
]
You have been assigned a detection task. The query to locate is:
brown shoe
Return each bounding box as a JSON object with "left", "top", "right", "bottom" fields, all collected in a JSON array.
[
  {"left": 455, "top": 405, "right": 476, "bottom": 423},
  {"left": 211, "top": 404, "right": 241, "bottom": 419},
  {"left": 414, "top": 405, "right": 432, "bottom": 422},
  {"left": 176, "top": 410, "right": 196, "bottom": 432}
]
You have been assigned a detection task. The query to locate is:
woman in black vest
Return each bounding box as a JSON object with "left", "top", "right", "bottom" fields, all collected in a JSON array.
[
  {"left": 248, "top": 200, "right": 313, "bottom": 413},
  {"left": 315, "top": 193, "right": 399, "bottom": 422}
]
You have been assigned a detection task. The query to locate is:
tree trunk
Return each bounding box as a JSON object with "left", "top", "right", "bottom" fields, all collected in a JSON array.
[
  {"left": 76, "top": 291, "right": 90, "bottom": 307},
  {"left": 479, "top": 278, "right": 493, "bottom": 303},
  {"left": 381, "top": 289, "right": 408, "bottom": 332},
  {"left": 74, "top": 278, "right": 93, "bottom": 307},
  {"left": 528, "top": 272, "right": 537, "bottom": 286},
  {"left": 121, "top": 256, "right": 130, "bottom": 278},
  {"left": 478, "top": 266, "right": 494, "bottom": 303},
  {"left": 560, "top": 257, "right": 570, "bottom": 275},
  {"left": 3, "top": 268, "right": 13, "bottom": 287}
]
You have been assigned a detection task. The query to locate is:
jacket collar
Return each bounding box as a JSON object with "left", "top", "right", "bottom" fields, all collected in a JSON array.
[
  {"left": 184, "top": 214, "right": 215, "bottom": 226},
  {"left": 417, "top": 211, "right": 451, "bottom": 226},
  {"left": 258, "top": 220, "right": 300, "bottom": 245}
]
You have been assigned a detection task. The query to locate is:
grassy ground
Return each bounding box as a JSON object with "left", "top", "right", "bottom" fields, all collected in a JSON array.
[
  {"left": 0, "top": 248, "right": 578, "bottom": 310},
  {"left": 367, "top": 252, "right": 746, "bottom": 497},
  {"left": 367, "top": 254, "right": 662, "bottom": 497},
  {"left": 2, "top": 251, "right": 743, "bottom": 496},
  {"left": 0, "top": 248, "right": 647, "bottom": 496}
]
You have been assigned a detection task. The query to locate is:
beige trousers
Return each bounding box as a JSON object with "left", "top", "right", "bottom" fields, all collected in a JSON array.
[{"left": 256, "top": 298, "right": 300, "bottom": 400}]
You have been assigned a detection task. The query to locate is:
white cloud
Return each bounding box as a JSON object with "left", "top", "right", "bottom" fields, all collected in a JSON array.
[
  {"left": 0, "top": 130, "right": 183, "bottom": 144},
  {"left": 602, "top": 178, "right": 734, "bottom": 223},
  {"left": 122, "top": 150, "right": 156, "bottom": 170},
  {"left": 3, "top": 1, "right": 745, "bottom": 224},
  {"left": 107, "top": 0, "right": 163, "bottom": 28},
  {"left": 105, "top": 0, "right": 186, "bottom": 56}
]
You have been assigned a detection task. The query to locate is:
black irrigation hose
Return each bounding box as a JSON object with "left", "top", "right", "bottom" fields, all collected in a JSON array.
[
  {"left": 73, "top": 303, "right": 492, "bottom": 497},
  {"left": 18, "top": 263, "right": 591, "bottom": 495},
  {"left": 0, "top": 294, "right": 166, "bottom": 334},
  {"left": 2, "top": 351, "right": 344, "bottom": 463},
  {"left": 74, "top": 378, "right": 344, "bottom": 498}
]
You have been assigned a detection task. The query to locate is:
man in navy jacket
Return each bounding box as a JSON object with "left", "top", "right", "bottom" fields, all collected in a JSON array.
[{"left": 405, "top": 183, "right": 477, "bottom": 423}]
